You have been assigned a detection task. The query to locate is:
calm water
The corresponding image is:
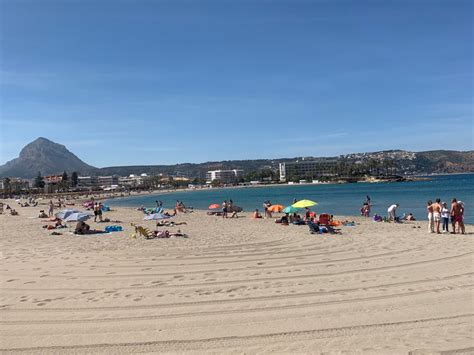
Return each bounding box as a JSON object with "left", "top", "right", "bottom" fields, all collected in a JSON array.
[{"left": 108, "top": 174, "right": 474, "bottom": 223}]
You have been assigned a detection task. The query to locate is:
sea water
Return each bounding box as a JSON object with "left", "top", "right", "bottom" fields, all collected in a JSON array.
[{"left": 107, "top": 173, "right": 474, "bottom": 224}]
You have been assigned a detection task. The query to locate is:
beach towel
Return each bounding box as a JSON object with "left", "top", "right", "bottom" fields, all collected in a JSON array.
[{"left": 105, "top": 225, "right": 123, "bottom": 232}]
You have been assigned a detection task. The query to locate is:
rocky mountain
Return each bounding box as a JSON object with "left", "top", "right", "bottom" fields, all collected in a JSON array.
[{"left": 0, "top": 138, "right": 97, "bottom": 178}]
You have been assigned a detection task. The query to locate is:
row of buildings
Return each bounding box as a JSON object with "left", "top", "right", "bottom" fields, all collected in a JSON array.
[{"left": 2, "top": 161, "right": 344, "bottom": 194}]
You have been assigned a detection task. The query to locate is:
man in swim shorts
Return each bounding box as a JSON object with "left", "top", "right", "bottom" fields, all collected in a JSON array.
[
  {"left": 432, "top": 198, "right": 442, "bottom": 234},
  {"left": 450, "top": 198, "right": 464, "bottom": 234}
]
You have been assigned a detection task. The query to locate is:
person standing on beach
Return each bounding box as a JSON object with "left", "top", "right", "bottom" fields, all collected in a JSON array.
[
  {"left": 450, "top": 198, "right": 464, "bottom": 234},
  {"left": 98, "top": 202, "right": 103, "bottom": 222},
  {"left": 458, "top": 201, "right": 466, "bottom": 234},
  {"left": 426, "top": 201, "right": 434, "bottom": 233},
  {"left": 222, "top": 200, "right": 228, "bottom": 218},
  {"left": 93, "top": 203, "right": 99, "bottom": 222},
  {"left": 441, "top": 202, "right": 450, "bottom": 233},
  {"left": 432, "top": 199, "right": 442, "bottom": 234},
  {"left": 387, "top": 203, "right": 398, "bottom": 221},
  {"left": 48, "top": 200, "right": 54, "bottom": 218},
  {"left": 263, "top": 200, "right": 272, "bottom": 218}
]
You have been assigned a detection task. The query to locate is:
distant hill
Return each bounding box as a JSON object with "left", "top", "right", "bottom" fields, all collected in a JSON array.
[
  {"left": 415, "top": 150, "right": 474, "bottom": 174},
  {"left": 0, "top": 138, "right": 98, "bottom": 178},
  {"left": 97, "top": 159, "right": 287, "bottom": 179},
  {"left": 0, "top": 138, "right": 472, "bottom": 179}
]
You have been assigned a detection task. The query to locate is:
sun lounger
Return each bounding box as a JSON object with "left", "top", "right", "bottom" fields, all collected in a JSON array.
[{"left": 131, "top": 224, "right": 154, "bottom": 239}]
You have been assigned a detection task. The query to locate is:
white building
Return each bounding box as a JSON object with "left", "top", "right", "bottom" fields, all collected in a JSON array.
[
  {"left": 78, "top": 176, "right": 98, "bottom": 187},
  {"left": 118, "top": 174, "right": 145, "bottom": 187},
  {"left": 206, "top": 169, "right": 244, "bottom": 183},
  {"left": 279, "top": 160, "right": 338, "bottom": 181},
  {"left": 98, "top": 175, "right": 119, "bottom": 187}
]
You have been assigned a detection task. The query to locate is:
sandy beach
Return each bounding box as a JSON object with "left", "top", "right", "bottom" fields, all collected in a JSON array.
[{"left": 0, "top": 202, "right": 472, "bottom": 354}]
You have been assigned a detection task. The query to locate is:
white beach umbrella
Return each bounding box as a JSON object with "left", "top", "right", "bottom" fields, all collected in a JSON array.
[
  {"left": 144, "top": 213, "right": 171, "bottom": 221},
  {"left": 55, "top": 209, "right": 80, "bottom": 220},
  {"left": 64, "top": 212, "right": 93, "bottom": 222}
]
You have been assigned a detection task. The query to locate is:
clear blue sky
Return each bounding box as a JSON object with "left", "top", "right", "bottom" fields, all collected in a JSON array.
[{"left": 1, "top": 0, "right": 472, "bottom": 167}]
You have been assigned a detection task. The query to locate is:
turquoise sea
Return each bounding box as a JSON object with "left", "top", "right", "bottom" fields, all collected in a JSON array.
[{"left": 108, "top": 174, "right": 473, "bottom": 224}]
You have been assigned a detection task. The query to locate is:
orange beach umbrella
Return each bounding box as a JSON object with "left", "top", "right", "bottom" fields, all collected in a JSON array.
[
  {"left": 268, "top": 204, "right": 284, "bottom": 213},
  {"left": 208, "top": 203, "right": 220, "bottom": 210}
]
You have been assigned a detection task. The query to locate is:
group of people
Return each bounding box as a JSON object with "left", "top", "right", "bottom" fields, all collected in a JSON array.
[
  {"left": 0, "top": 202, "right": 17, "bottom": 215},
  {"left": 427, "top": 198, "right": 465, "bottom": 234},
  {"left": 222, "top": 200, "right": 238, "bottom": 218},
  {"left": 93, "top": 202, "right": 104, "bottom": 222}
]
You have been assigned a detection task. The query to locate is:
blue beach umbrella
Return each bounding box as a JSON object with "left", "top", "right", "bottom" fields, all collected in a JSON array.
[
  {"left": 144, "top": 213, "right": 171, "bottom": 221},
  {"left": 283, "top": 206, "right": 299, "bottom": 214},
  {"left": 64, "top": 212, "right": 93, "bottom": 222},
  {"left": 55, "top": 209, "right": 80, "bottom": 220}
]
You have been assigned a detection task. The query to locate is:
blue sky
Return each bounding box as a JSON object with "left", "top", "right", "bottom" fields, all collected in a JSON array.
[{"left": 1, "top": 0, "right": 472, "bottom": 167}]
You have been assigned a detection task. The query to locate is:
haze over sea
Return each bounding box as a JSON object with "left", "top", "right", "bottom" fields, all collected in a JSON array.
[{"left": 109, "top": 173, "right": 473, "bottom": 224}]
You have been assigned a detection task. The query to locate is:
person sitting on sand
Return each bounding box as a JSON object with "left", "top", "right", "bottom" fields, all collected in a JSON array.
[
  {"left": 253, "top": 209, "right": 262, "bottom": 219},
  {"left": 176, "top": 200, "right": 187, "bottom": 213},
  {"left": 43, "top": 219, "right": 65, "bottom": 230},
  {"left": 38, "top": 210, "right": 48, "bottom": 218},
  {"left": 74, "top": 221, "right": 106, "bottom": 235},
  {"left": 275, "top": 214, "right": 289, "bottom": 225},
  {"left": 10, "top": 209, "right": 18, "bottom": 216}
]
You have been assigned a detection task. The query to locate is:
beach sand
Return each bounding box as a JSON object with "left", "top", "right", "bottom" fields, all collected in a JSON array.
[{"left": 0, "top": 202, "right": 473, "bottom": 354}]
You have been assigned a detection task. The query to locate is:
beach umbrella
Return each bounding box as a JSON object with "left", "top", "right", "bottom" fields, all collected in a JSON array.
[
  {"left": 64, "top": 212, "right": 93, "bottom": 222},
  {"left": 283, "top": 206, "right": 299, "bottom": 214},
  {"left": 208, "top": 203, "right": 220, "bottom": 209},
  {"left": 144, "top": 213, "right": 171, "bottom": 221},
  {"left": 268, "top": 204, "right": 284, "bottom": 213},
  {"left": 55, "top": 209, "right": 80, "bottom": 220},
  {"left": 292, "top": 199, "right": 318, "bottom": 208}
]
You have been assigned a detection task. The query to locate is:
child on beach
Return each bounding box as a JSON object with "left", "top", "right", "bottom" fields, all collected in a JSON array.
[{"left": 441, "top": 202, "right": 450, "bottom": 233}]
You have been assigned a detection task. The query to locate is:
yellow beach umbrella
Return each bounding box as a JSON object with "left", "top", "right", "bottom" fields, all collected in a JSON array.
[{"left": 292, "top": 199, "right": 318, "bottom": 208}]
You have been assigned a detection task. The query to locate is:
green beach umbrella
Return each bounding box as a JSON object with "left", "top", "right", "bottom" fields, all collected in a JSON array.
[
  {"left": 292, "top": 199, "right": 318, "bottom": 208},
  {"left": 283, "top": 206, "right": 299, "bottom": 214}
]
